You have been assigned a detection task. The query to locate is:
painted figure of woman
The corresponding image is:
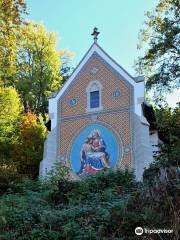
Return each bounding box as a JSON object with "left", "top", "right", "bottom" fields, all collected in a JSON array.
[
  {"left": 78, "top": 129, "right": 110, "bottom": 176},
  {"left": 91, "top": 130, "right": 110, "bottom": 167}
]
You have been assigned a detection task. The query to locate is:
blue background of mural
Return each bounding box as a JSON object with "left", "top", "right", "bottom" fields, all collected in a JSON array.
[{"left": 70, "top": 123, "right": 119, "bottom": 173}]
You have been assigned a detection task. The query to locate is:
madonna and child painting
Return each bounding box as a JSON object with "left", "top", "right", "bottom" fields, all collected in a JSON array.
[
  {"left": 77, "top": 129, "right": 110, "bottom": 176},
  {"left": 70, "top": 124, "right": 119, "bottom": 178}
]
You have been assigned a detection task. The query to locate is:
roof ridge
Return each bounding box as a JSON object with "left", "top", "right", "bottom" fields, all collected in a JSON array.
[{"left": 49, "top": 42, "right": 140, "bottom": 100}]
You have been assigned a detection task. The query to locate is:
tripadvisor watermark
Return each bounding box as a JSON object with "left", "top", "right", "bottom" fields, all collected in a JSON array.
[{"left": 135, "top": 226, "right": 173, "bottom": 236}]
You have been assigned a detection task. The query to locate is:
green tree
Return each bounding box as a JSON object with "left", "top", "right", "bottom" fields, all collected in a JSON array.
[
  {"left": 0, "top": 0, "right": 26, "bottom": 86},
  {"left": 0, "top": 87, "right": 22, "bottom": 167},
  {"left": 13, "top": 112, "right": 47, "bottom": 178},
  {"left": 155, "top": 102, "right": 180, "bottom": 166},
  {"left": 137, "top": 0, "right": 180, "bottom": 92},
  {"left": 16, "top": 22, "right": 63, "bottom": 116},
  {"left": 60, "top": 49, "right": 74, "bottom": 85}
]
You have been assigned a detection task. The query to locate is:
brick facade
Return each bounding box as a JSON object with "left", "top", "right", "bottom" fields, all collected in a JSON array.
[
  {"left": 60, "top": 53, "right": 130, "bottom": 117},
  {"left": 40, "top": 42, "right": 154, "bottom": 180},
  {"left": 58, "top": 53, "right": 133, "bottom": 171}
]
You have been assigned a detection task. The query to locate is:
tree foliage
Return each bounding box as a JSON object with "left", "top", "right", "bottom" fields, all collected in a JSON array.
[
  {"left": 0, "top": 170, "right": 179, "bottom": 239},
  {"left": 0, "top": 1, "right": 72, "bottom": 183},
  {"left": 16, "top": 22, "right": 63, "bottom": 115},
  {"left": 137, "top": 0, "right": 180, "bottom": 92},
  {"left": 13, "top": 112, "right": 47, "bottom": 178},
  {"left": 0, "top": 87, "right": 22, "bottom": 164},
  {"left": 155, "top": 102, "right": 180, "bottom": 166},
  {"left": 0, "top": 1, "right": 71, "bottom": 115},
  {"left": 0, "top": 0, "right": 26, "bottom": 86}
]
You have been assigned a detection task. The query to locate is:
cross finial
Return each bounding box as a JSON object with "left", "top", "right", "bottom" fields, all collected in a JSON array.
[{"left": 91, "top": 27, "right": 100, "bottom": 42}]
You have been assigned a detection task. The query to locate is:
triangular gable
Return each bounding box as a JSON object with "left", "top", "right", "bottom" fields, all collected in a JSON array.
[{"left": 53, "top": 43, "right": 137, "bottom": 101}]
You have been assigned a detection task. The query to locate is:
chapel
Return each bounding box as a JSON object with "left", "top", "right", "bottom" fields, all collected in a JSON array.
[{"left": 39, "top": 28, "right": 159, "bottom": 180}]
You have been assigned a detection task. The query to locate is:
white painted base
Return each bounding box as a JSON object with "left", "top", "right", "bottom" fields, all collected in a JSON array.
[
  {"left": 133, "top": 114, "right": 153, "bottom": 181},
  {"left": 39, "top": 127, "right": 58, "bottom": 177}
]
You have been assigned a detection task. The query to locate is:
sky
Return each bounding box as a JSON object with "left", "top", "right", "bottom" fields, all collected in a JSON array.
[{"left": 26, "top": 0, "right": 179, "bottom": 107}]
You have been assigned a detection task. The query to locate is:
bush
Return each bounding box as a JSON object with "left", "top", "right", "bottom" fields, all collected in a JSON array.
[
  {"left": 12, "top": 112, "right": 47, "bottom": 178},
  {"left": 0, "top": 169, "right": 179, "bottom": 240}
]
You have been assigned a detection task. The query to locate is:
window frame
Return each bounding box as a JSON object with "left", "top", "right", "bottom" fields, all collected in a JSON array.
[
  {"left": 90, "top": 90, "right": 100, "bottom": 108},
  {"left": 86, "top": 80, "right": 103, "bottom": 112}
]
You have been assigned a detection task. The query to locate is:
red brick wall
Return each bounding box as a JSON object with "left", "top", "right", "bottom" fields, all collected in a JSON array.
[
  {"left": 58, "top": 54, "right": 132, "bottom": 169},
  {"left": 60, "top": 55, "right": 130, "bottom": 117}
]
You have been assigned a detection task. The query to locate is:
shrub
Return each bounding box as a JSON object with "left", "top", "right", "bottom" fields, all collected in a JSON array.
[{"left": 0, "top": 169, "right": 179, "bottom": 239}]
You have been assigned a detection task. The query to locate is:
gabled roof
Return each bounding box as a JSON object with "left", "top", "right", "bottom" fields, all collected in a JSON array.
[{"left": 50, "top": 43, "right": 142, "bottom": 100}]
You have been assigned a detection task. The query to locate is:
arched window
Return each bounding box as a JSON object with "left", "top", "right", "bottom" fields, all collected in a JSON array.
[{"left": 86, "top": 81, "right": 103, "bottom": 112}]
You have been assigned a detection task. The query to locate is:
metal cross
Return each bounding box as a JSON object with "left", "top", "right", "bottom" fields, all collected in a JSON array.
[{"left": 91, "top": 27, "right": 100, "bottom": 42}]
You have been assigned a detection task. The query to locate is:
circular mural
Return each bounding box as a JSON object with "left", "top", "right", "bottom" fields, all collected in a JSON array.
[{"left": 70, "top": 123, "right": 119, "bottom": 177}]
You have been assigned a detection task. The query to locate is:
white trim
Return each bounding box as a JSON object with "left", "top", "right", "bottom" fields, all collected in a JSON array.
[
  {"left": 49, "top": 97, "right": 57, "bottom": 130},
  {"left": 86, "top": 106, "right": 103, "bottom": 113},
  {"left": 55, "top": 43, "right": 136, "bottom": 100},
  {"left": 49, "top": 43, "right": 145, "bottom": 129}
]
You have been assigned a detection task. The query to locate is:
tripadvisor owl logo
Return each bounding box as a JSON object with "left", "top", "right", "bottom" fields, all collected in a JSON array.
[
  {"left": 135, "top": 227, "right": 173, "bottom": 235},
  {"left": 135, "top": 227, "right": 143, "bottom": 235}
]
